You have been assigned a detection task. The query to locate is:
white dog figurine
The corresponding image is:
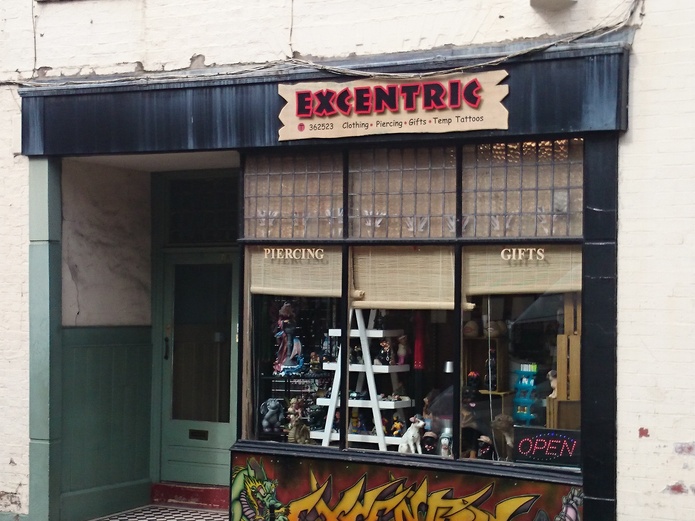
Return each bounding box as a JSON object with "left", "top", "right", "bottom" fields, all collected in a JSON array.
[{"left": 398, "top": 414, "right": 425, "bottom": 454}]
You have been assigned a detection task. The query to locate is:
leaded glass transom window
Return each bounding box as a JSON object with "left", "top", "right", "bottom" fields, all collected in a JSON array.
[
  {"left": 243, "top": 139, "right": 583, "bottom": 240},
  {"left": 244, "top": 152, "right": 343, "bottom": 239},
  {"left": 462, "top": 140, "right": 583, "bottom": 238},
  {"left": 348, "top": 148, "right": 457, "bottom": 239}
]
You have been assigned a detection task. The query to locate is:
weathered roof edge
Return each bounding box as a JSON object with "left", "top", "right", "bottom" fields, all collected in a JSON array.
[{"left": 18, "top": 28, "right": 635, "bottom": 97}]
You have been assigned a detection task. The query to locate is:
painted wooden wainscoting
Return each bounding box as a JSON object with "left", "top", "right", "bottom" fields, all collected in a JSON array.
[{"left": 60, "top": 327, "right": 153, "bottom": 521}]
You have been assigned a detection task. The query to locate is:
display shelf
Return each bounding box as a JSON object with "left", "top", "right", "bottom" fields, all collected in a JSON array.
[
  {"left": 462, "top": 336, "right": 509, "bottom": 392},
  {"left": 316, "top": 397, "right": 413, "bottom": 409},
  {"left": 322, "top": 362, "right": 410, "bottom": 373},
  {"left": 328, "top": 328, "right": 404, "bottom": 338},
  {"left": 316, "top": 309, "right": 408, "bottom": 451},
  {"left": 309, "top": 431, "right": 404, "bottom": 445},
  {"left": 479, "top": 389, "right": 515, "bottom": 415}
]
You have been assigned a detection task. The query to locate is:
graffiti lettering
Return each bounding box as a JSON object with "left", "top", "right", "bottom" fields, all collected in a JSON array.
[{"left": 287, "top": 472, "right": 537, "bottom": 521}]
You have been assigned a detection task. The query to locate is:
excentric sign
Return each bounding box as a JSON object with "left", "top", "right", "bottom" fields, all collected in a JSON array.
[{"left": 278, "top": 70, "right": 509, "bottom": 141}]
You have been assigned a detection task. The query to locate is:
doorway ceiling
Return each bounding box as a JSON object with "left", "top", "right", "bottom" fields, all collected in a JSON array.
[{"left": 68, "top": 151, "right": 240, "bottom": 172}]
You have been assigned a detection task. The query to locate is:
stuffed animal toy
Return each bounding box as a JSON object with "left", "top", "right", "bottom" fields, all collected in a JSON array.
[{"left": 398, "top": 414, "right": 425, "bottom": 454}]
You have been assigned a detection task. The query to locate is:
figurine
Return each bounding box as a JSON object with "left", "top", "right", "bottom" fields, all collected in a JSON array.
[
  {"left": 463, "top": 319, "right": 479, "bottom": 338},
  {"left": 279, "top": 354, "right": 305, "bottom": 376},
  {"left": 381, "top": 416, "right": 391, "bottom": 434},
  {"left": 477, "top": 435, "right": 496, "bottom": 459},
  {"left": 422, "top": 431, "right": 439, "bottom": 454},
  {"left": 288, "top": 397, "right": 305, "bottom": 419},
  {"left": 392, "top": 377, "right": 407, "bottom": 397},
  {"left": 285, "top": 405, "right": 311, "bottom": 444},
  {"left": 467, "top": 371, "right": 481, "bottom": 389},
  {"left": 547, "top": 369, "right": 558, "bottom": 399},
  {"left": 391, "top": 414, "right": 404, "bottom": 437},
  {"left": 491, "top": 413, "right": 514, "bottom": 461},
  {"left": 350, "top": 344, "right": 364, "bottom": 364},
  {"left": 332, "top": 411, "right": 341, "bottom": 433},
  {"left": 350, "top": 409, "right": 360, "bottom": 433},
  {"left": 260, "top": 398, "right": 285, "bottom": 433},
  {"left": 461, "top": 404, "right": 482, "bottom": 458},
  {"left": 309, "top": 351, "right": 321, "bottom": 372},
  {"left": 396, "top": 335, "right": 409, "bottom": 365},
  {"left": 439, "top": 432, "right": 454, "bottom": 458},
  {"left": 273, "top": 302, "right": 300, "bottom": 373},
  {"left": 356, "top": 413, "right": 370, "bottom": 434},
  {"left": 398, "top": 414, "right": 425, "bottom": 454},
  {"left": 307, "top": 405, "right": 326, "bottom": 431},
  {"left": 375, "top": 338, "right": 393, "bottom": 365}
]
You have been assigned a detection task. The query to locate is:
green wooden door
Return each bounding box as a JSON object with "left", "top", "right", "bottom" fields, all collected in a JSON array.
[{"left": 160, "top": 251, "right": 238, "bottom": 485}]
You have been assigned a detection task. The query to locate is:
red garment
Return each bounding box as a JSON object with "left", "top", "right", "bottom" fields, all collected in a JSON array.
[{"left": 413, "top": 311, "right": 425, "bottom": 370}]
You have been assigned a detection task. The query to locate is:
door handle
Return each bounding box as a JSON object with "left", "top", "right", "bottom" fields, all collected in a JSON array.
[{"left": 164, "top": 336, "right": 170, "bottom": 360}]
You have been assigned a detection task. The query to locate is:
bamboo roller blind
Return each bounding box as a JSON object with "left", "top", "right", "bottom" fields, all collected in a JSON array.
[
  {"left": 463, "top": 245, "right": 582, "bottom": 295},
  {"left": 248, "top": 246, "right": 342, "bottom": 297},
  {"left": 351, "top": 246, "right": 455, "bottom": 309}
]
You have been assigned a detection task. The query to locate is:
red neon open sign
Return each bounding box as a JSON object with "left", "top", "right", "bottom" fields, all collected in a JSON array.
[{"left": 513, "top": 427, "right": 581, "bottom": 466}]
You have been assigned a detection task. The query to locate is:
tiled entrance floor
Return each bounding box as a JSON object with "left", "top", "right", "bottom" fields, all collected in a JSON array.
[{"left": 92, "top": 505, "right": 228, "bottom": 521}]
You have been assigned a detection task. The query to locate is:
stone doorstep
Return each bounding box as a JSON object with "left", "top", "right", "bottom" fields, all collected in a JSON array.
[{"left": 151, "top": 483, "right": 229, "bottom": 511}]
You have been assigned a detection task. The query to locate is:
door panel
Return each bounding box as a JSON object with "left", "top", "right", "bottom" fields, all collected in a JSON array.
[{"left": 161, "top": 253, "right": 237, "bottom": 485}]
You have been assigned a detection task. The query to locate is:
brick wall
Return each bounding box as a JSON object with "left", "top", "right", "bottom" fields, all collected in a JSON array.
[
  {"left": 0, "top": 86, "right": 29, "bottom": 514},
  {"left": 618, "top": 2, "right": 695, "bottom": 519}
]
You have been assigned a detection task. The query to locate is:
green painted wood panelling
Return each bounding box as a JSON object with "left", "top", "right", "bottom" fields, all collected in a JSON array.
[
  {"left": 29, "top": 158, "right": 62, "bottom": 521},
  {"left": 60, "top": 327, "right": 152, "bottom": 521}
]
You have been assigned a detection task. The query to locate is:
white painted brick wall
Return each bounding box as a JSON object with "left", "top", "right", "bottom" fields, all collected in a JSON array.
[
  {"left": 618, "top": 1, "right": 695, "bottom": 518},
  {"left": 4, "top": 0, "right": 695, "bottom": 519},
  {"left": 0, "top": 87, "right": 30, "bottom": 515}
]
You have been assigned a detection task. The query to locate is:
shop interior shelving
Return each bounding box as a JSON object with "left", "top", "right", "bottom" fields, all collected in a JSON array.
[{"left": 310, "top": 309, "right": 413, "bottom": 450}]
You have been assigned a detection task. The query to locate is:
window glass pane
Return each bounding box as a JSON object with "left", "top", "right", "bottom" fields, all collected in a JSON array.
[
  {"left": 348, "top": 147, "right": 456, "bottom": 239},
  {"left": 168, "top": 177, "right": 238, "bottom": 245},
  {"left": 339, "top": 308, "right": 457, "bottom": 454},
  {"left": 462, "top": 139, "right": 583, "bottom": 238},
  {"left": 458, "top": 292, "right": 580, "bottom": 466},
  {"left": 251, "top": 294, "right": 339, "bottom": 446},
  {"left": 244, "top": 152, "right": 343, "bottom": 239},
  {"left": 459, "top": 245, "right": 582, "bottom": 468}
]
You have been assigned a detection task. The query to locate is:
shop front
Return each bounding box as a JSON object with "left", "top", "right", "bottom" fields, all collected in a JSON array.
[{"left": 21, "top": 38, "right": 624, "bottom": 521}]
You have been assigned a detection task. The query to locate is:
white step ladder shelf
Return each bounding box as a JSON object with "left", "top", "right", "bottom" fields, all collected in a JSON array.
[{"left": 319, "top": 309, "right": 408, "bottom": 451}]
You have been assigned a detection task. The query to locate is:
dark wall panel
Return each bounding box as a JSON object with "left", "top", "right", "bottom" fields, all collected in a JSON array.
[{"left": 21, "top": 49, "right": 628, "bottom": 156}]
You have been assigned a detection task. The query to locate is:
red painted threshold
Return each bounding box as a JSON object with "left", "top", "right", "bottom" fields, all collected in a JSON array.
[{"left": 151, "top": 483, "right": 229, "bottom": 510}]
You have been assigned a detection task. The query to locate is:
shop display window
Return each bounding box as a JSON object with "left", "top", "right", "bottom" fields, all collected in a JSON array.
[{"left": 242, "top": 141, "right": 584, "bottom": 469}]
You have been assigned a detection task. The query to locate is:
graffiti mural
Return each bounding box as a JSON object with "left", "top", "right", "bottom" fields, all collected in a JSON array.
[{"left": 231, "top": 452, "right": 583, "bottom": 521}]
